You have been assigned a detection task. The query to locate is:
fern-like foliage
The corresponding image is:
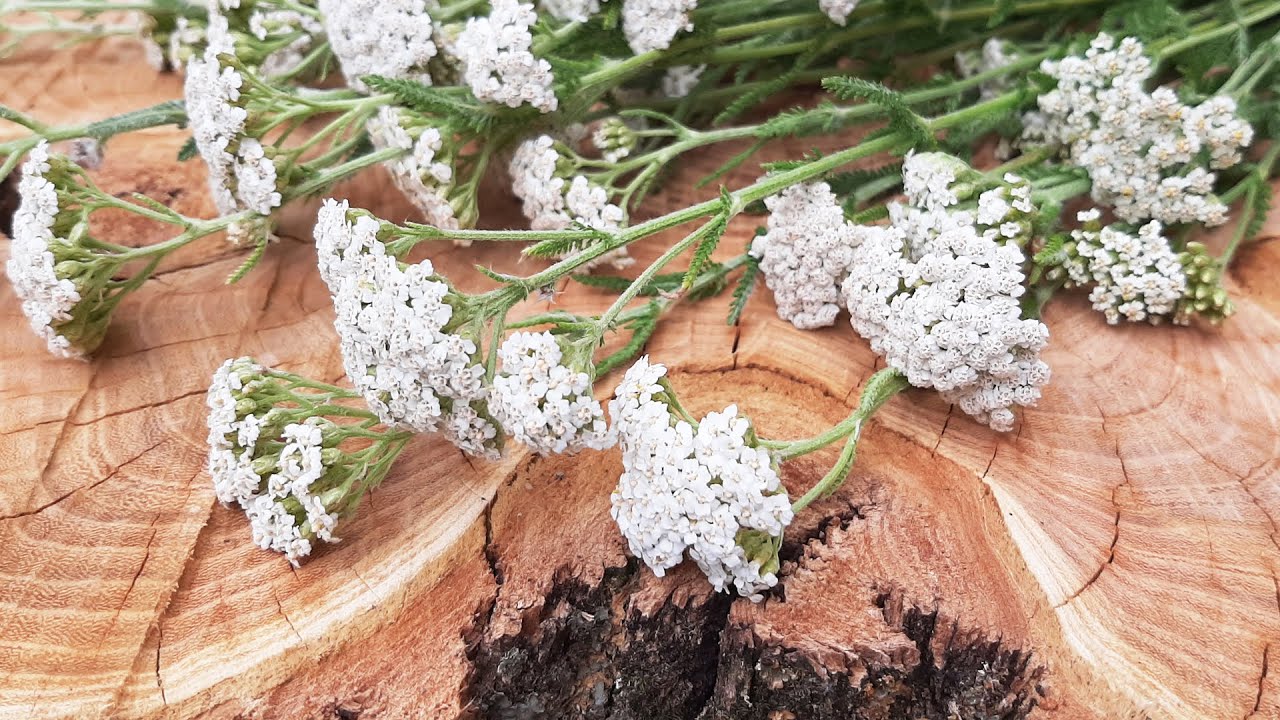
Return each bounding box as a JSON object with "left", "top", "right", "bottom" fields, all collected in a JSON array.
[
  {"left": 595, "top": 302, "right": 661, "bottom": 376},
  {"left": 822, "top": 76, "right": 935, "bottom": 149},
  {"left": 726, "top": 252, "right": 760, "bottom": 326},
  {"left": 363, "top": 76, "right": 503, "bottom": 134},
  {"left": 682, "top": 208, "right": 731, "bottom": 290},
  {"left": 226, "top": 237, "right": 268, "bottom": 284},
  {"left": 84, "top": 100, "right": 188, "bottom": 139},
  {"left": 522, "top": 225, "right": 616, "bottom": 261},
  {"left": 177, "top": 136, "right": 198, "bottom": 161}
]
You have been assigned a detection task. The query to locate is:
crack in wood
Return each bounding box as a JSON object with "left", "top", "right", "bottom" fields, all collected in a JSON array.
[
  {"left": 1054, "top": 407, "right": 1127, "bottom": 610},
  {"left": 156, "top": 624, "right": 166, "bottom": 707},
  {"left": 0, "top": 436, "right": 165, "bottom": 521},
  {"left": 271, "top": 589, "right": 305, "bottom": 645},
  {"left": 66, "top": 386, "right": 206, "bottom": 427},
  {"left": 931, "top": 404, "right": 954, "bottom": 458},
  {"left": 1170, "top": 427, "right": 1280, "bottom": 557},
  {"left": 1248, "top": 643, "right": 1270, "bottom": 720}
]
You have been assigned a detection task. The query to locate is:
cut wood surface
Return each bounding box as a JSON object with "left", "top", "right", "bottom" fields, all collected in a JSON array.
[{"left": 1, "top": 36, "right": 1279, "bottom": 720}]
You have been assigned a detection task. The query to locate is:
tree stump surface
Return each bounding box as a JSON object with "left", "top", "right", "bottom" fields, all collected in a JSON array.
[{"left": 1, "top": 37, "right": 1278, "bottom": 720}]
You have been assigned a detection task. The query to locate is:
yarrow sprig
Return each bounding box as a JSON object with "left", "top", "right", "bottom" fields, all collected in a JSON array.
[
  {"left": 6, "top": 142, "right": 248, "bottom": 357},
  {"left": 206, "top": 357, "right": 412, "bottom": 565}
]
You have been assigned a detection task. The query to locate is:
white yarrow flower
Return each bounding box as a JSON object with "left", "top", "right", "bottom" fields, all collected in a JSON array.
[
  {"left": 318, "top": 0, "right": 443, "bottom": 92},
  {"left": 315, "top": 200, "right": 502, "bottom": 458},
  {"left": 844, "top": 175, "right": 1051, "bottom": 432},
  {"left": 509, "top": 135, "right": 632, "bottom": 269},
  {"left": 609, "top": 358, "right": 793, "bottom": 600},
  {"left": 540, "top": 0, "right": 600, "bottom": 22},
  {"left": 621, "top": 0, "right": 697, "bottom": 54},
  {"left": 456, "top": 0, "right": 558, "bottom": 112},
  {"left": 1025, "top": 33, "right": 1252, "bottom": 226},
  {"left": 819, "top": 0, "right": 859, "bottom": 25},
  {"left": 5, "top": 143, "right": 83, "bottom": 359},
  {"left": 490, "top": 331, "right": 614, "bottom": 454},
  {"left": 1063, "top": 211, "right": 1187, "bottom": 324},
  {"left": 366, "top": 106, "right": 462, "bottom": 233},
  {"left": 751, "top": 181, "right": 864, "bottom": 329},
  {"left": 184, "top": 45, "right": 282, "bottom": 217}
]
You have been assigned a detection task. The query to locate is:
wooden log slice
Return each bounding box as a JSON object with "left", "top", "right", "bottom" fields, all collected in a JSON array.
[{"left": 0, "top": 35, "right": 1277, "bottom": 720}]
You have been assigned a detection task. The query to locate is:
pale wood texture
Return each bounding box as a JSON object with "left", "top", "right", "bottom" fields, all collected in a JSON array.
[{"left": 2, "top": 36, "right": 1279, "bottom": 720}]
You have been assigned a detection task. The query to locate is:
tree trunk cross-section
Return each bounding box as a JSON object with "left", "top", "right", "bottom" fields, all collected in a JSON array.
[{"left": 1, "top": 36, "right": 1278, "bottom": 720}]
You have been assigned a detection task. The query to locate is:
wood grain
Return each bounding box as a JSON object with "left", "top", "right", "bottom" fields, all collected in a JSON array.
[{"left": 1, "top": 33, "right": 1278, "bottom": 720}]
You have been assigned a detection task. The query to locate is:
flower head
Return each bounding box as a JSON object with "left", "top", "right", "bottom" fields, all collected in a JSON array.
[
  {"left": 509, "top": 135, "right": 631, "bottom": 269},
  {"left": 540, "top": 0, "right": 601, "bottom": 22},
  {"left": 366, "top": 105, "right": 465, "bottom": 232},
  {"left": 955, "top": 38, "right": 1018, "bottom": 99},
  {"left": 318, "top": 0, "right": 448, "bottom": 92},
  {"left": 456, "top": 0, "right": 557, "bottom": 112},
  {"left": 819, "top": 0, "right": 860, "bottom": 25},
  {"left": 1059, "top": 211, "right": 1187, "bottom": 325},
  {"left": 205, "top": 357, "right": 409, "bottom": 565},
  {"left": 1024, "top": 33, "right": 1252, "bottom": 226},
  {"left": 751, "top": 181, "right": 864, "bottom": 329},
  {"left": 844, "top": 172, "right": 1050, "bottom": 432},
  {"left": 314, "top": 200, "right": 503, "bottom": 458},
  {"left": 206, "top": 0, "right": 327, "bottom": 80},
  {"left": 622, "top": 0, "right": 697, "bottom": 54},
  {"left": 490, "top": 331, "right": 614, "bottom": 454},
  {"left": 5, "top": 144, "right": 170, "bottom": 357},
  {"left": 608, "top": 358, "right": 793, "bottom": 600},
  {"left": 184, "top": 45, "right": 283, "bottom": 218}
]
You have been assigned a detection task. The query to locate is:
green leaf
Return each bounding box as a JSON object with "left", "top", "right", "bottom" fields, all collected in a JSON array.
[
  {"left": 226, "top": 238, "right": 268, "bottom": 284},
  {"left": 595, "top": 303, "right": 660, "bottom": 376},
  {"left": 83, "top": 100, "right": 187, "bottom": 139},
  {"left": 177, "top": 136, "right": 198, "bottom": 162},
  {"left": 988, "top": 0, "right": 1016, "bottom": 27},
  {"left": 822, "top": 76, "right": 934, "bottom": 150},
  {"left": 1033, "top": 234, "right": 1068, "bottom": 266},
  {"left": 682, "top": 194, "right": 732, "bottom": 290},
  {"left": 727, "top": 253, "right": 760, "bottom": 326}
]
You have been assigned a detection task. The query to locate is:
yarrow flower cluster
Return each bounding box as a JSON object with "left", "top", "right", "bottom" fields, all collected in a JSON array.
[
  {"left": 955, "top": 38, "right": 1018, "bottom": 100},
  {"left": 6, "top": 143, "right": 84, "bottom": 358},
  {"left": 205, "top": 357, "right": 408, "bottom": 564},
  {"left": 456, "top": 0, "right": 558, "bottom": 112},
  {"left": 314, "top": 200, "right": 503, "bottom": 458},
  {"left": 819, "top": 0, "right": 860, "bottom": 25},
  {"left": 1025, "top": 33, "right": 1253, "bottom": 226},
  {"left": 622, "top": 0, "right": 697, "bottom": 54},
  {"left": 209, "top": 0, "right": 326, "bottom": 80},
  {"left": 489, "top": 331, "right": 614, "bottom": 454},
  {"left": 751, "top": 181, "right": 863, "bottom": 329},
  {"left": 608, "top": 357, "right": 794, "bottom": 600},
  {"left": 1059, "top": 209, "right": 1187, "bottom": 324},
  {"left": 184, "top": 42, "right": 283, "bottom": 218},
  {"left": 318, "top": 0, "right": 445, "bottom": 92},
  {"left": 844, "top": 154, "right": 1051, "bottom": 431},
  {"left": 366, "top": 106, "right": 462, "bottom": 232},
  {"left": 509, "top": 135, "right": 632, "bottom": 268}
]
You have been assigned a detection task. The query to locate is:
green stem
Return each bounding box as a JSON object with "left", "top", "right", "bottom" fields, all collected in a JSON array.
[
  {"left": 1221, "top": 142, "right": 1280, "bottom": 266},
  {"left": 766, "top": 368, "right": 910, "bottom": 513}
]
